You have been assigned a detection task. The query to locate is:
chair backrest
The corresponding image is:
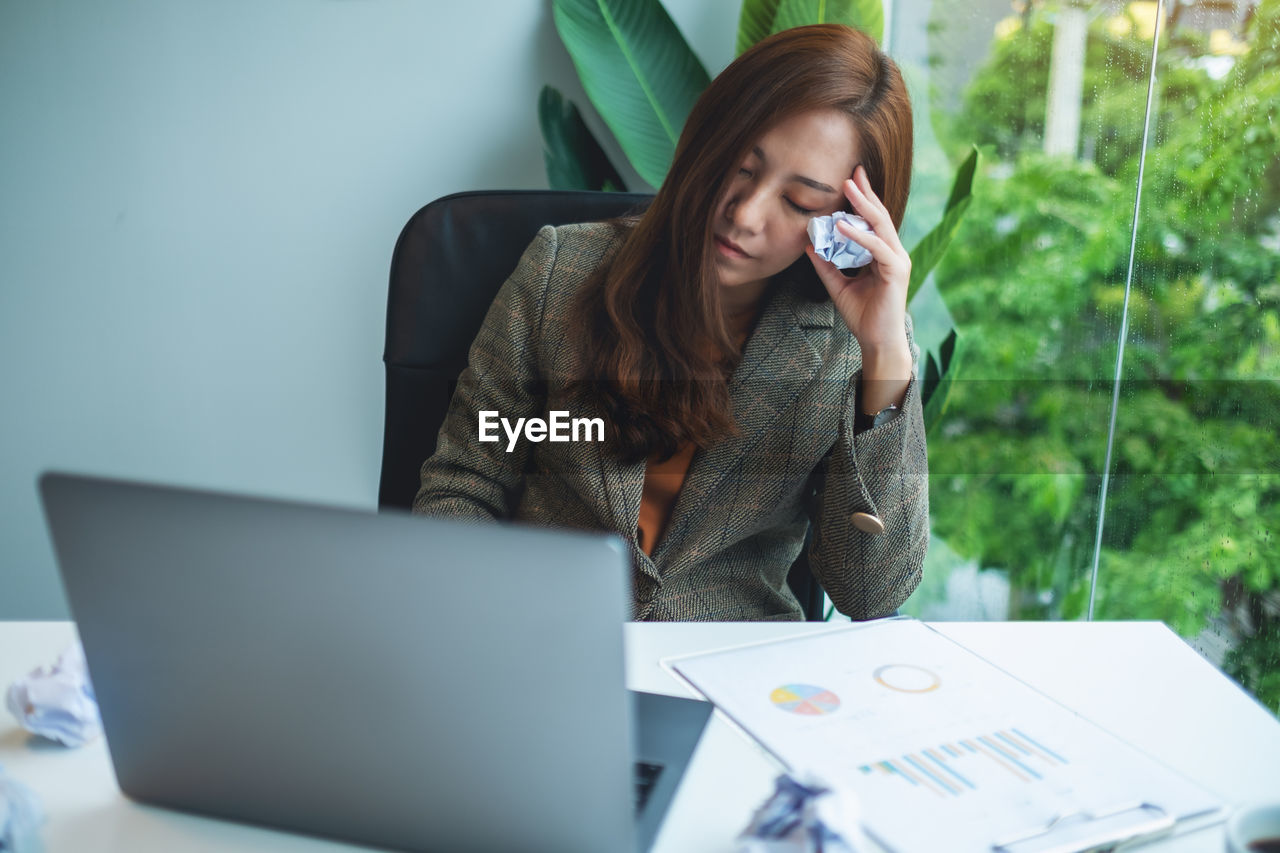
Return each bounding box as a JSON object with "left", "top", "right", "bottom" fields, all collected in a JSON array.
[{"left": 379, "top": 189, "right": 825, "bottom": 621}]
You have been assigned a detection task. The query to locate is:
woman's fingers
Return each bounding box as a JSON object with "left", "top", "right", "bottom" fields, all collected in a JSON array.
[
  {"left": 835, "top": 218, "right": 908, "bottom": 278},
  {"left": 835, "top": 216, "right": 891, "bottom": 257},
  {"left": 846, "top": 168, "right": 906, "bottom": 255},
  {"left": 853, "top": 166, "right": 891, "bottom": 215},
  {"left": 813, "top": 162, "right": 912, "bottom": 288},
  {"left": 845, "top": 180, "right": 903, "bottom": 254},
  {"left": 852, "top": 166, "right": 893, "bottom": 223},
  {"left": 844, "top": 187, "right": 897, "bottom": 254},
  {"left": 805, "top": 245, "right": 857, "bottom": 299}
]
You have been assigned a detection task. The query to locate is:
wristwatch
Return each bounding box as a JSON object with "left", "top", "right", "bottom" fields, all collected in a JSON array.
[{"left": 854, "top": 403, "right": 901, "bottom": 434}]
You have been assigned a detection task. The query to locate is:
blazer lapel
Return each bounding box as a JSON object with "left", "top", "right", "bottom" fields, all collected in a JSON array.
[
  {"left": 590, "top": 282, "right": 833, "bottom": 585},
  {"left": 596, "top": 444, "right": 646, "bottom": 540},
  {"left": 653, "top": 284, "right": 833, "bottom": 575}
]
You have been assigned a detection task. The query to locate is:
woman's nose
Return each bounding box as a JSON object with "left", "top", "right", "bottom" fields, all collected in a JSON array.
[{"left": 726, "top": 187, "right": 765, "bottom": 232}]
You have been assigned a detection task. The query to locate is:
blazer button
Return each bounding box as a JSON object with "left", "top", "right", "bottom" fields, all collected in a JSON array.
[{"left": 850, "top": 512, "right": 885, "bottom": 535}]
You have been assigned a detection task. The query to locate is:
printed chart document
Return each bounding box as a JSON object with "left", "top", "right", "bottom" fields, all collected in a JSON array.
[{"left": 668, "top": 619, "right": 1223, "bottom": 853}]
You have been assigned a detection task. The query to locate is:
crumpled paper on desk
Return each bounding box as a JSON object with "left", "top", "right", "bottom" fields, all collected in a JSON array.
[
  {"left": 736, "top": 773, "right": 871, "bottom": 853},
  {"left": 808, "top": 212, "right": 874, "bottom": 270},
  {"left": 5, "top": 642, "right": 101, "bottom": 747},
  {"left": 0, "top": 764, "right": 44, "bottom": 853}
]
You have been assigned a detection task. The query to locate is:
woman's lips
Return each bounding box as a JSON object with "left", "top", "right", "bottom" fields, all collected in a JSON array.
[{"left": 715, "top": 235, "right": 751, "bottom": 259}]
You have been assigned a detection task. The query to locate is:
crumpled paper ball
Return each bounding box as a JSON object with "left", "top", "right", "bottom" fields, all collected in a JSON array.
[
  {"left": 736, "top": 773, "right": 869, "bottom": 853},
  {"left": 807, "top": 212, "right": 874, "bottom": 270},
  {"left": 5, "top": 642, "right": 101, "bottom": 747},
  {"left": 0, "top": 764, "right": 45, "bottom": 853}
]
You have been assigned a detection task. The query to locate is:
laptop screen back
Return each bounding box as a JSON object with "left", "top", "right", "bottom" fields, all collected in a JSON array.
[{"left": 40, "top": 472, "right": 635, "bottom": 853}]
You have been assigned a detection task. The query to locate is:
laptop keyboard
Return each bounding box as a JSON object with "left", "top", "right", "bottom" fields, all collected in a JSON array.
[{"left": 632, "top": 761, "right": 665, "bottom": 814}]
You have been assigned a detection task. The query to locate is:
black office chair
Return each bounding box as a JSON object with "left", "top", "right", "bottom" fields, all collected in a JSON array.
[{"left": 378, "top": 189, "right": 826, "bottom": 621}]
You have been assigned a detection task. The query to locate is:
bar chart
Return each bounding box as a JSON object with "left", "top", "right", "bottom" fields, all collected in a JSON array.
[{"left": 857, "top": 727, "right": 1069, "bottom": 797}]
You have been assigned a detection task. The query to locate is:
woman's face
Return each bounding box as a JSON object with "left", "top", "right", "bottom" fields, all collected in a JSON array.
[{"left": 712, "top": 109, "right": 861, "bottom": 299}]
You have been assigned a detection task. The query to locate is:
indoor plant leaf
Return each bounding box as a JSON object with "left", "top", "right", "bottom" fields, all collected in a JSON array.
[
  {"left": 907, "top": 145, "right": 979, "bottom": 301},
  {"left": 769, "top": 0, "right": 884, "bottom": 45},
  {"left": 921, "top": 328, "right": 962, "bottom": 432},
  {"left": 736, "top": 0, "right": 786, "bottom": 55},
  {"left": 552, "top": 0, "right": 710, "bottom": 187},
  {"left": 538, "top": 85, "right": 628, "bottom": 192}
]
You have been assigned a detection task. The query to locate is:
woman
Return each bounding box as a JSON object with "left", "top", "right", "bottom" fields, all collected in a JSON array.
[{"left": 414, "top": 24, "right": 928, "bottom": 622}]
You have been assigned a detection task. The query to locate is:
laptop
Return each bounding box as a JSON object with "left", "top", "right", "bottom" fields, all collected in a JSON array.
[{"left": 38, "top": 471, "right": 711, "bottom": 853}]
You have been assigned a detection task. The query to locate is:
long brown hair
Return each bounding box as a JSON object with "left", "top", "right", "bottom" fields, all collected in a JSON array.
[{"left": 574, "top": 24, "right": 913, "bottom": 463}]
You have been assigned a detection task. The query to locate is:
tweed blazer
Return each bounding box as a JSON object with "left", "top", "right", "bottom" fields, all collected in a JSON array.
[{"left": 413, "top": 222, "right": 929, "bottom": 621}]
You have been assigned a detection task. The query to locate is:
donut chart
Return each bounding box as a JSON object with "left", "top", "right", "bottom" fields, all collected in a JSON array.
[
  {"left": 873, "top": 664, "right": 942, "bottom": 693},
  {"left": 770, "top": 684, "right": 841, "bottom": 715}
]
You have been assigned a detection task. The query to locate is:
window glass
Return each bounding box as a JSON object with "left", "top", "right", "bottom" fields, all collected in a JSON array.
[
  {"left": 881, "top": 0, "right": 1279, "bottom": 717},
  {"left": 1092, "top": 0, "right": 1280, "bottom": 716},
  {"left": 888, "top": 0, "right": 1149, "bottom": 622}
]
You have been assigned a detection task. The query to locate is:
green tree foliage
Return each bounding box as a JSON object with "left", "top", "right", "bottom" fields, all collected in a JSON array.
[
  {"left": 928, "top": 153, "right": 1127, "bottom": 619},
  {"left": 952, "top": 8, "right": 1228, "bottom": 176},
  {"left": 930, "top": 0, "right": 1280, "bottom": 709}
]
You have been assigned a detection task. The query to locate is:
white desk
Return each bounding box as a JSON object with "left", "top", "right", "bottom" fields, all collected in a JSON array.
[{"left": 1, "top": 621, "right": 1277, "bottom": 852}]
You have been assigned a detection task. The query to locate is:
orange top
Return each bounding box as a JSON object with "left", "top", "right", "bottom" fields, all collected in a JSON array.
[
  {"left": 636, "top": 441, "right": 698, "bottom": 555},
  {"left": 635, "top": 310, "right": 758, "bottom": 556}
]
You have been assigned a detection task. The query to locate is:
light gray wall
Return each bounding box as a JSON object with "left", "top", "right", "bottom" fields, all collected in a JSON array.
[{"left": 1, "top": 0, "right": 739, "bottom": 618}]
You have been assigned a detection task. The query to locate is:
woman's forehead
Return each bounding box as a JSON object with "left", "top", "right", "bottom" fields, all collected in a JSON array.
[{"left": 749, "top": 110, "right": 861, "bottom": 183}]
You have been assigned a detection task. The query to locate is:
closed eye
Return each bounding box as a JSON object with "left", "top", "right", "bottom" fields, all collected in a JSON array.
[{"left": 786, "top": 198, "right": 816, "bottom": 214}]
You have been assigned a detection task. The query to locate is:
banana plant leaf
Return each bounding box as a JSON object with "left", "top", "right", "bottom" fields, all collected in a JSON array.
[
  {"left": 906, "top": 145, "right": 978, "bottom": 302},
  {"left": 738, "top": 0, "right": 884, "bottom": 55},
  {"left": 538, "top": 85, "right": 627, "bottom": 192},
  {"left": 735, "top": 0, "right": 785, "bottom": 55},
  {"left": 552, "top": 0, "right": 710, "bottom": 188},
  {"left": 921, "top": 327, "right": 962, "bottom": 433},
  {"left": 907, "top": 147, "right": 978, "bottom": 430},
  {"left": 771, "top": 0, "right": 883, "bottom": 45}
]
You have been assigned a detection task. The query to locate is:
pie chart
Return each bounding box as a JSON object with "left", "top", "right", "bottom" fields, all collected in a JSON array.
[{"left": 769, "top": 684, "right": 841, "bottom": 715}]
